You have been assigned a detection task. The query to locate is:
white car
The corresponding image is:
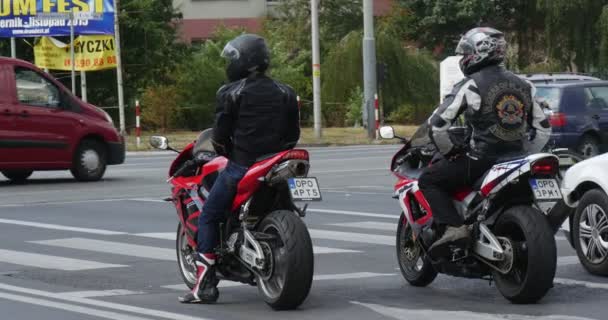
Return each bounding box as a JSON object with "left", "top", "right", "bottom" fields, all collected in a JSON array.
[{"left": 561, "top": 153, "right": 608, "bottom": 275}]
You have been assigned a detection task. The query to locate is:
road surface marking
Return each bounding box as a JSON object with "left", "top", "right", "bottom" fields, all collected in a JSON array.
[
  {"left": 31, "top": 238, "right": 175, "bottom": 261},
  {"left": 351, "top": 301, "right": 597, "bottom": 320},
  {"left": 58, "top": 289, "right": 144, "bottom": 298},
  {"left": 554, "top": 278, "right": 608, "bottom": 290},
  {"left": 308, "top": 208, "right": 398, "bottom": 219},
  {"left": 327, "top": 221, "right": 397, "bottom": 231},
  {"left": 309, "top": 229, "right": 394, "bottom": 246},
  {"left": 0, "top": 199, "right": 132, "bottom": 208},
  {"left": 312, "top": 246, "right": 361, "bottom": 254},
  {"left": 163, "top": 272, "right": 396, "bottom": 291},
  {"left": 0, "top": 218, "right": 127, "bottom": 235},
  {"left": 0, "top": 249, "right": 127, "bottom": 271},
  {"left": 0, "top": 291, "right": 154, "bottom": 320},
  {"left": 132, "top": 232, "right": 176, "bottom": 240},
  {"left": 311, "top": 167, "right": 387, "bottom": 174},
  {"left": 558, "top": 256, "right": 580, "bottom": 266},
  {"left": 104, "top": 233, "right": 363, "bottom": 254},
  {"left": 0, "top": 282, "right": 212, "bottom": 320},
  {"left": 127, "top": 198, "right": 165, "bottom": 203}
]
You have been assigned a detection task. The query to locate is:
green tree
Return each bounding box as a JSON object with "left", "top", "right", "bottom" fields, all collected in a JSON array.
[{"left": 538, "top": 0, "right": 608, "bottom": 72}]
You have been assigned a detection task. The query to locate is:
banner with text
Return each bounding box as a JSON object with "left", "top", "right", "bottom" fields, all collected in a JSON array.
[
  {"left": 34, "top": 35, "right": 117, "bottom": 71},
  {"left": 0, "top": 0, "right": 115, "bottom": 38}
]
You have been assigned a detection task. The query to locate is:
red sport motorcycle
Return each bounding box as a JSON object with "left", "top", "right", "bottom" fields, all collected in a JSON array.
[
  {"left": 379, "top": 124, "right": 560, "bottom": 304},
  {"left": 150, "top": 129, "right": 321, "bottom": 310}
]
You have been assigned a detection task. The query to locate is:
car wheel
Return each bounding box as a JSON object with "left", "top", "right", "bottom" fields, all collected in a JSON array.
[
  {"left": 70, "top": 140, "right": 107, "bottom": 182},
  {"left": 573, "top": 189, "right": 608, "bottom": 276},
  {"left": 1, "top": 170, "right": 33, "bottom": 183},
  {"left": 577, "top": 135, "right": 600, "bottom": 158}
]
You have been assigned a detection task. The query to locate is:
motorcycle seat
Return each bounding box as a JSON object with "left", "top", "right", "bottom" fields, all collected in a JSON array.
[{"left": 255, "top": 152, "right": 281, "bottom": 162}]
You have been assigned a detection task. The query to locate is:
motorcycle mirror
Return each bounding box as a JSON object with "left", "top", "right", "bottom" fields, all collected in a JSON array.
[
  {"left": 150, "top": 136, "right": 169, "bottom": 150},
  {"left": 379, "top": 126, "right": 395, "bottom": 139}
]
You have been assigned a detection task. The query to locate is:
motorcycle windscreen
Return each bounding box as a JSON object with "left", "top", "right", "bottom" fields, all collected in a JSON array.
[
  {"left": 193, "top": 128, "right": 215, "bottom": 154},
  {"left": 409, "top": 122, "right": 433, "bottom": 148}
]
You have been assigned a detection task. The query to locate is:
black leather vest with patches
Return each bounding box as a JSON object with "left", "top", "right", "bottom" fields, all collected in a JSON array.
[{"left": 466, "top": 65, "right": 533, "bottom": 160}]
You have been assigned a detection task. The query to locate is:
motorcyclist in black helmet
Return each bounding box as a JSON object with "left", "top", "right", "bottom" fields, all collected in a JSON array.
[
  {"left": 418, "top": 27, "right": 551, "bottom": 258},
  {"left": 179, "top": 34, "right": 300, "bottom": 304}
]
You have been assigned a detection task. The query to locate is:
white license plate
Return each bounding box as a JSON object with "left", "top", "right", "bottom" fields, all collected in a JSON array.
[
  {"left": 288, "top": 178, "right": 322, "bottom": 201},
  {"left": 529, "top": 179, "right": 562, "bottom": 200}
]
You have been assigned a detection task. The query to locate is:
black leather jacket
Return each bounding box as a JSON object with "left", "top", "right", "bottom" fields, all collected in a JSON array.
[
  {"left": 428, "top": 65, "right": 551, "bottom": 160},
  {"left": 211, "top": 74, "right": 300, "bottom": 166}
]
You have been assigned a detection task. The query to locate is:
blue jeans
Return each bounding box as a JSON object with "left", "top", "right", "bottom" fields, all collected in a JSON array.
[{"left": 197, "top": 161, "right": 248, "bottom": 254}]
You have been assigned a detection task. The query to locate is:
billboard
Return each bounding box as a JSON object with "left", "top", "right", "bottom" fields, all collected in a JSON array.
[
  {"left": 34, "top": 35, "right": 117, "bottom": 71},
  {"left": 0, "top": 0, "right": 115, "bottom": 38}
]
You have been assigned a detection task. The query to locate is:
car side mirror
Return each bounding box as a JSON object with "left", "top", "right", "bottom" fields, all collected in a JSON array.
[
  {"left": 379, "top": 126, "right": 395, "bottom": 139},
  {"left": 150, "top": 136, "right": 169, "bottom": 150}
]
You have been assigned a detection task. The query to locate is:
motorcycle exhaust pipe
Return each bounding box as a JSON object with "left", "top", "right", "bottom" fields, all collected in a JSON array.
[{"left": 546, "top": 199, "right": 573, "bottom": 235}]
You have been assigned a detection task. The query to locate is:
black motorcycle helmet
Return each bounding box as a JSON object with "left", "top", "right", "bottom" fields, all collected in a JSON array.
[
  {"left": 456, "top": 27, "right": 507, "bottom": 76},
  {"left": 221, "top": 34, "right": 270, "bottom": 82}
]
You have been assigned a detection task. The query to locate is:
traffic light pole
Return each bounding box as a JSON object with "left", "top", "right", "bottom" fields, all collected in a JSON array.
[{"left": 363, "top": 0, "right": 377, "bottom": 139}]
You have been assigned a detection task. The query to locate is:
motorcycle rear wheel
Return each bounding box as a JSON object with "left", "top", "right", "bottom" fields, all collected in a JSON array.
[
  {"left": 396, "top": 212, "right": 437, "bottom": 287},
  {"left": 256, "top": 210, "right": 314, "bottom": 310},
  {"left": 492, "top": 205, "right": 557, "bottom": 304}
]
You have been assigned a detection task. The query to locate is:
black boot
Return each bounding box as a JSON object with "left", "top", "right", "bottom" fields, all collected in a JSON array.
[{"left": 179, "top": 253, "right": 219, "bottom": 304}]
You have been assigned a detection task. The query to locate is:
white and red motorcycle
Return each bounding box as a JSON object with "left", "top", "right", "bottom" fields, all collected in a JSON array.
[{"left": 380, "top": 124, "right": 561, "bottom": 303}]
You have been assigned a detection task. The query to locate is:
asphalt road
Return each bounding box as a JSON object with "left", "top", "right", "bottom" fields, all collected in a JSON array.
[{"left": 1, "top": 145, "right": 607, "bottom": 320}]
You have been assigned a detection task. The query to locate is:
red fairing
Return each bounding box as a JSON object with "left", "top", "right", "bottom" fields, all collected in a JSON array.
[
  {"left": 395, "top": 178, "right": 414, "bottom": 191},
  {"left": 231, "top": 150, "right": 290, "bottom": 211},
  {"left": 202, "top": 156, "right": 229, "bottom": 177},
  {"left": 480, "top": 179, "right": 499, "bottom": 196},
  {"left": 452, "top": 188, "right": 473, "bottom": 202},
  {"left": 413, "top": 189, "right": 433, "bottom": 225},
  {"left": 402, "top": 193, "right": 415, "bottom": 224},
  {"left": 169, "top": 142, "right": 195, "bottom": 176}
]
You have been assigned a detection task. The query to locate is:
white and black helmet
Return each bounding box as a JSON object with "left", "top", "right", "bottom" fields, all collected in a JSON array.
[{"left": 456, "top": 27, "right": 507, "bottom": 76}]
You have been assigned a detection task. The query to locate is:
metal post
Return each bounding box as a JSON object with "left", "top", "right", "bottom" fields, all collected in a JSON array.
[
  {"left": 114, "top": 0, "right": 126, "bottom": 135},
  {"left": 80, "top": 71, "right": 87, "bottom": 102},
  {"left": 310, "top": 0, "right": 322, "bottom": 140},
  {"left": 135, "top": 100, "right": 141, "bottom": 148},
  {"left": 374, "top": 93, "right": 379, "bottom": 139},
  {"left": 10, "top": 37, "right": 16, "bottom": 58},
  {"left": 363, "top": 0, "right": 377, "bottom": 139},
  {"left": 70, "top": 11, "right": 76, "bottom": 94}
]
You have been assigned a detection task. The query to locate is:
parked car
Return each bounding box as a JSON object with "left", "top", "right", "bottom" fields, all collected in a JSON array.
[
  {"left": 0, "top": 57, "right": 124, "bottom": 183},
  {"left": 561, "top": 153, "right": 608, "bottom": 275},
  {"left": 533, "top": 81, "right": 608, "bottom": 158},
  {"left": 520, "top": 73, "right": 601, "bottom": 84}
]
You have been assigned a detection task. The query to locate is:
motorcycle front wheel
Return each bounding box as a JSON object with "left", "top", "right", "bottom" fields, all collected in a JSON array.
[
  {"left": 492, "top": 205, "right": 557, "bottom": 304},
  {"left": 396, "top": 212, "right": 437, "bottom": 287},
  {"left": 256, "top": 210, "right": 314, "bottom": 310},
  {"left": 176, "top": 222, "right": 198, "bottom": 289}
]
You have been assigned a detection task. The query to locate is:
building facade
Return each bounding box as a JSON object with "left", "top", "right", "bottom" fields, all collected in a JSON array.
[{"left": 174, "top": 0, "right": 394, "bottom": 43}]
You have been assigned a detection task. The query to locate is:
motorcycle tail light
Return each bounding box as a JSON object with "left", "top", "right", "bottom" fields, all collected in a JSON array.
[
  {"left": 282, "top": 149, "right": 309, "bottom": 161},
  {"left": 531, "top": 157, "right": 559, "bottom": 176}
]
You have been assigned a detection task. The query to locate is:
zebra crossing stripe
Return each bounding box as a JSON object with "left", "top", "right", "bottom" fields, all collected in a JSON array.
[{"left": 0, "top": 249, "right": 127, "bottom": 271}]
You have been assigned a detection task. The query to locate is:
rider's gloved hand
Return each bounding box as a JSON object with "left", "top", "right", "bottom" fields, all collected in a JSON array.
[{"left": 445, "top": 145, "right": 466, "bottom": 161}]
